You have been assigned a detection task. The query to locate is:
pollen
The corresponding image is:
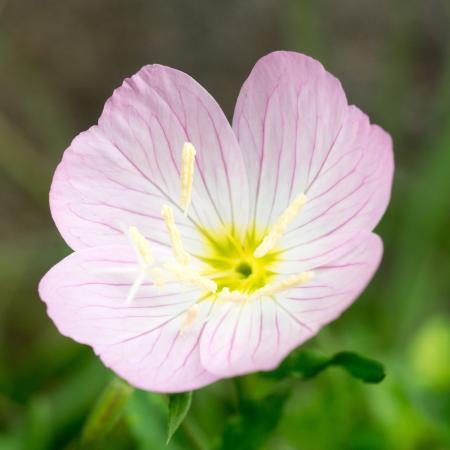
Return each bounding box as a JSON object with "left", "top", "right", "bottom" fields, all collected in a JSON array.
[
  {"left": 254, "top": 193, "right": 307, "bottom": 258},
  {"left": 217, "top": 287, "right": 249, "bottom": 303},
  {"left": 180, "top": 142, "right": 196, "bottom": 214},
  {"left": 180, "top": 304, "right": 200, "bottom": 335},
  {"left": 161, "top": 205, "right": 190, "bottom": 265},
  {"left": 128, "top": 225, "right": 154, "bottom": 266}
]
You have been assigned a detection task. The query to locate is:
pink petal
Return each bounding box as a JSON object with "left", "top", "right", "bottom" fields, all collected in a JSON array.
[
  {"left": 51, "top": 65, "right": 249, "bottom": 252},
  {"left": 200, "top": 234, "right": 382, "bottom": 377},
  {"left": 281, "top": 233, "right": 383, "bottom": 327},
  {"left": 200, "top": 296, "right": 313, "bottom": 377},
  {"left": 39, "top": 245, "right": 217, "bottom": 393},
  {"left": 233, "top": 51, "right": 393, "bottom": 263}
]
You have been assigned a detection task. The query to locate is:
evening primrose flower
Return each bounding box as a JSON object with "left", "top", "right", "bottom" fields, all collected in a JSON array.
[{"left": 39, "top": 51, "right": 393, "bottom": 393}]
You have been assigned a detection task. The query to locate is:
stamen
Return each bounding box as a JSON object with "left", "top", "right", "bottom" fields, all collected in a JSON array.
[
  {"left": 251, "top": 271, "right": 314, "bottom": 299},
  {"left": 128, "top": 226, "right": 154, "bottom": 266},
  {"left": 217, "top": 287, "right": 248, "bottom": 303},
  {"left": 163, "top": 262, "right": 217, "bottom": 293},
  {"left": 125, "top": 268, "right": 167, "bottom": 305},
  {"left": 180, "top": 304, "right": 200, "bottom": 335},
  {"left": 254, "top": 193, "right": 307, "bottom": 258},
  {"left": 161, "top": 205, "right": 190, "bottom": 265},
  {"left": 180, "top": 142, "right": 196, "bottom": 214},
  {"left": 125, "top": 271, "right": 146, "bottom": 305},
  {"left": 148, "top": 267, "right": 165, "bottom": 290}
]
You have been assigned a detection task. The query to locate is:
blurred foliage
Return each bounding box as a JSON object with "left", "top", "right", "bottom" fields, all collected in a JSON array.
[
  {"left": 219, "top": 384, "right": 289, "bottom": 450},
  {"left": 0, "top": 0, "right": 450, "bottom": 449},
  {"left": 80, "top": 378, "right": 133, "bottom": 448}
]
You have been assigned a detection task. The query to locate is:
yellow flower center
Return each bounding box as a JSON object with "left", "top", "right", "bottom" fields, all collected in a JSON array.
[{"left": 198, "top": 225, "right": 280, "bottom": 294}]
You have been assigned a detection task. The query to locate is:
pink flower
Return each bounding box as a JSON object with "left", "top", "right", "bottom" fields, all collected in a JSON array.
[{"left": 39, "top": 51, "right": 393, "bottom": 393}]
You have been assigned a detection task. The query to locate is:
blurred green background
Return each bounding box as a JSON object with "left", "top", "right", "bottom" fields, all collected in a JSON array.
[{"left": 1, "top": 0, "right": 449, "bottom": 449}]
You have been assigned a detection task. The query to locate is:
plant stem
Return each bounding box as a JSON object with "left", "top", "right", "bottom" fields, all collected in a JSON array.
[
  {"left": 232, "top": 377, "right": 247, "bottom": 411},
  {"left": 181, "top": 415, "right": 209, "bottom": 450}
]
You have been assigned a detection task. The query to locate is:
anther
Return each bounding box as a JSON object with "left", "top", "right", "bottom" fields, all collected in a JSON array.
[
  {"left": 161, "top": 205, "right": 190, "bottom": 265},
  {"left": 254, "top": 193, "right": 307, "bottom": 258},
  {"left": 120, "top": 225, "right": 167, "bottom": 304},
  {"left": 180, "top": 142, "right": 196, "bottom": 215},
  {"left": 128, "top": 226, "right": 154, "bottom": 266}
]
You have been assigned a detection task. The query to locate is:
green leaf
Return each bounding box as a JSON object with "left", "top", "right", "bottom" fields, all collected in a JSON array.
[
  {"left": 219, "top": 389, "right": 289, "bottom": 450},
  {"left": 80, "top": 377, "right": 133, "bottom": 448},
  {"left": 166, "top": 391, "right": 193, "bottom": 444},
  {"left": 264, "top": 349, "right": 385, "bottom": 383},
  {"left": 330, "top": 352, "right": 386, "bottom": 383},
  {"left": 263, "top": 349, "right": 329, "bottom": 379}
]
